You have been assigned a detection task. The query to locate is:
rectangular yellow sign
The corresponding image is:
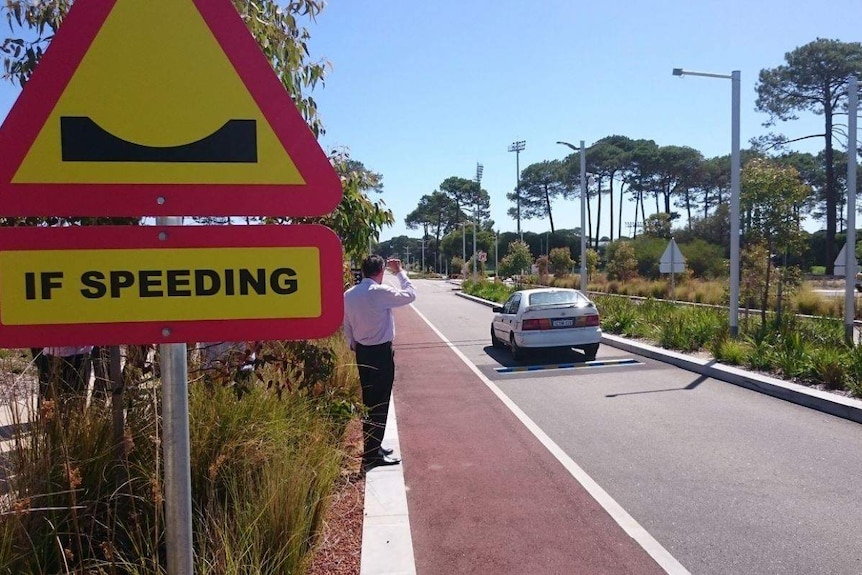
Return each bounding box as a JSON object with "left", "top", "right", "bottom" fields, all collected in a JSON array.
[{"left": 0, "top": 246, "right": 321, "bottom": 325}]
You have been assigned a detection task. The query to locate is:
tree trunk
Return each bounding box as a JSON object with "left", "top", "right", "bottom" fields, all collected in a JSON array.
[
  {"left": 825, "top": 93, "right": 837, "bottom": 275},
  {"left": 595, "top": 176, "right": 602, "bottom": 251},
  {"left": 685, "top": 188, "right": 692, "bottom": 229},
  {"left": 618, "top": 180, "right": 626, "bottom": 239},
  {"left": 586, "top": 185, "right": 593, "bottom": 249},
  {"left": 544, "top": 185, "right": 555, "bottom": 234},
  {"left": 664, "top": 182, "right": 672, "bottom": 214},
  {"left": 639, "top": 189, "right": 646, "bottom": 236},
  {"left": 608, "top": 172, "right": 615, "bottom": 243}
]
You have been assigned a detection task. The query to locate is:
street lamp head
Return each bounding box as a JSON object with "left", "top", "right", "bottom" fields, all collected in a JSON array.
[{"left": 672, "top": 68, "right": 684, "bottom": 76}]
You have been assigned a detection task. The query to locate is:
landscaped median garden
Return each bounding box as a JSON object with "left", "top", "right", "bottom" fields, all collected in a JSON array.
[
  {"left": 0, "top": 338, "right": 364, "bottom": 574},
  {"left": 462, "top": 278, "right": 862, "bottom": 398}
]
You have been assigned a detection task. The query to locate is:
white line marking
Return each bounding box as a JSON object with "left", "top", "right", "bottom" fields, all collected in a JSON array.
[{"left": 410, "top": 304, "right": 690, "bottom": 575}]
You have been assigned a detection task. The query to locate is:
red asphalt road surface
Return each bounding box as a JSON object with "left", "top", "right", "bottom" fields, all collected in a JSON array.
[{"left": 393, "top": 306, "right": 666, "bottom": 575}]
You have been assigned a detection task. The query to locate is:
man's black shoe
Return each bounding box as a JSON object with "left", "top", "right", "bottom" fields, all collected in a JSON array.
[{"left": 363, "top": 454, "right": 401, "bottom": 472}]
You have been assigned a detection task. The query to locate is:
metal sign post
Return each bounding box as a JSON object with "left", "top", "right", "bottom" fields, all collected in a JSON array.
[
  {"left": 158, "top": 216, "right": 193, "bottom": 575},
  {"left": 660, "top": 238, "right": 686, "bottom": 300}
]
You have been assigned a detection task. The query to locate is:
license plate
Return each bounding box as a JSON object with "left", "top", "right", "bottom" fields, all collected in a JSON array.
[{"left": 552, "top": 318, "right": 574, "bottom": 328}]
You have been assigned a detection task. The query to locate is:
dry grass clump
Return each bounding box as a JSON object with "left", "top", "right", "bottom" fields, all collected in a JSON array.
[{"left": 0, "top": 337, "right": 361, "bottom": 574}]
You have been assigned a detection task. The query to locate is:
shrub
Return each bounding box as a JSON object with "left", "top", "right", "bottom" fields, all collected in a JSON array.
[
  {"left": 650, "top": 280, "right": 669, "bottom": 299},
  {"left": 536, "top": 255, "right": 550, "bottom": 280},
  {"left": 681, "top": 239, "right": 726, "bottom": 279},
  {"left": 462, "top": 278, "right": 513, "bottom": 304},
  {"left": 793, "top": 284, "right": 830, "bottom": 316},
  {"left": 466, "top": 255, "right": 486, "bottom": 277},
  {"left": 498, "top": 240, "right": 533, "bottom": 279},
  {"left": 769, "top": 330, "right": 812, "bottom": 379},
  {"left": 746, "top": 339, "right": 774, "bottom": 372},
  {"left": 597, "top": 297, "right": 639, "bottom": 336},
  {"left": 809, "top": 347, "right": 848, "bottom": 390},
  {"left": 845, "top": 345, "right": 862, "bottom": 397},
  {"left": 712, "top": 338, "right": 750, "bottom": 365},
  {"left": 606, "top": 241, "right": 638, "bottom": 281},
  {"left": 585, "top": 248, "right": 600, "bottom": 280},
  {"left": 451, "top": 256, "right": 465, "bottom": 277},
  {"left": 631, "top": 236, "right": 667, "bottom": 279},
  {"left": 549, "top": 247, "right": 574, "bottom": 277}
]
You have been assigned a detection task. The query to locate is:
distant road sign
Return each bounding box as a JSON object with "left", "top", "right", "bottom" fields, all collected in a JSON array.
[
  {"left": 0, "top": 225, "right": 343, "bottom": 347},
  {"left": 0, "top": 0, "right": 341, "bottom": 217},
  {"left": 833, "top": 243, "right": 860, "bottom": 277},
  {"left": 478, "top": 251, "right": 487, "bottom": 262},
  {"left": 659, "top": 238, "right": 686, "bottom": 274}
]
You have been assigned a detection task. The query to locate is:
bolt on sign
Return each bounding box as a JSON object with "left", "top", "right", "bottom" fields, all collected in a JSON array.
[
  {"left": 0, "top": 225, "right": 344, "bottom": 347},
  {"left": 0, "top": 0, "right": 342, "bottom": 217}
]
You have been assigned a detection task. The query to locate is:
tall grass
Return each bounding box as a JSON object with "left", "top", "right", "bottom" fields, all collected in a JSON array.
[
  {"left": 461, "top": 279, "right": 514, "bottom": 304},
  {"left": 0, "top": 337, "right": 359, "bottom": 574}
]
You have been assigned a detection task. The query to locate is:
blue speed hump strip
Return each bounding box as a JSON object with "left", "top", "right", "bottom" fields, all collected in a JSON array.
[{"left": 495, "top": 357, "right": 641, "bottom": 374}]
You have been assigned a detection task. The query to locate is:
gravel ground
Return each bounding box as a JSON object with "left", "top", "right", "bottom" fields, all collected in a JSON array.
[
  {"left": 306, "top": 418, "right": 365, "bottom": 575},
  {"left": 0, "top": 349, "right": 38, "bottom": 403}
]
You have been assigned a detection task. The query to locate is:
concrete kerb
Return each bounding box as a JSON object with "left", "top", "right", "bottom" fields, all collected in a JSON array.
[{"left": 456, "top": 291, "right": 862, "bottom": 425}]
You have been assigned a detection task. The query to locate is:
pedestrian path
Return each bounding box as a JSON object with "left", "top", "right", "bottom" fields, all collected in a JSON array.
[{"left": 363, "top": 305, "right": 671, "bottom": 575}]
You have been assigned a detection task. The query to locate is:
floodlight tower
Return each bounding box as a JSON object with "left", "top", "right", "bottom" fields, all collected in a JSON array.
[{"left": 508, "top": 140, "right": 526, "bottom": 240}]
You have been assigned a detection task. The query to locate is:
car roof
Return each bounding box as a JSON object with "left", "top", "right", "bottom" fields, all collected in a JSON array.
[{"left": 513, "top": 288, "right": 581, "bottom": 295}]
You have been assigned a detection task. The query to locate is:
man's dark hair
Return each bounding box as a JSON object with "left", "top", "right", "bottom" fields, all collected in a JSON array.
[{"left": 361, "top": 255, "right": 386, "bottom": 278}]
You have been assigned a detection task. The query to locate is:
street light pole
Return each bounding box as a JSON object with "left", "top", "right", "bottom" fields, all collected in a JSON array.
[
  {"left": 556, "top": 140, "right": 588, "bottom": 293},
  {"left": 461, "top": 222, "right": 466, "bottom": 269},
  {"left": 845, "top": 74, "right": 858, "bottom": 344},
  {"left": 508, "top": 140, "right": 526, "bottom": 241},
  {"left": 673, "top": 67, "right": 741, "bottom": 337},
  {"left": 474, "top": 163, "right": 483, "bottom": 283}
]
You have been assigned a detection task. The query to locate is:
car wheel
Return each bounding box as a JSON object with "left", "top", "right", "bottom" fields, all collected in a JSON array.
[
  {"left": 581, "top": 343, "right": 599, "bottom": 362},
  {"left": 510, "top": 333, "right": 525, "bottom": 361},
  {"left": 491, "top": 326, "right": 504, "bottom": 349}
]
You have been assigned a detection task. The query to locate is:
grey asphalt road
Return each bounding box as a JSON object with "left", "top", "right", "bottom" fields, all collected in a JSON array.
[{"left": 407, "top": 278, "right": 862, "bottom": 575}]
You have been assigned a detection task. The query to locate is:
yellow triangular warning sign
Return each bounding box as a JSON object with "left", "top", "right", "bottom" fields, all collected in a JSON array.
[{"left": 0, "top": 0, "right": 341, "bottom": 217}]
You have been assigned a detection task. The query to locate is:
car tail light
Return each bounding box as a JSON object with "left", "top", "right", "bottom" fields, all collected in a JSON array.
[
  {"left": 583, "top": 314, "right": 600, "bottom": 327},
  {"left": 522, "top": 318, "right": 552, "bottom": 330}
]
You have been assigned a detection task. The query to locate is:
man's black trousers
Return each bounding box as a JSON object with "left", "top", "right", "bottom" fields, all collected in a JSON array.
[{"left": 355, "top": 341, "right": 394, "bottom": 459}]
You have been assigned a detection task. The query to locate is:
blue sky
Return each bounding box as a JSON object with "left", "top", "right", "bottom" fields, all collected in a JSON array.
[
  {"left": 303, "top": 0, "right": 859, "bottom": 241},
  {"left": 0, "top": 0, "right": 856, "bottom": 242}
]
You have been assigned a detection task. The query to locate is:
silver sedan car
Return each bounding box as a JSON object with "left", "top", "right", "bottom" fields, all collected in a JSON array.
[{"left": 491, "top": 288, "right": 601, "bottom": 361}]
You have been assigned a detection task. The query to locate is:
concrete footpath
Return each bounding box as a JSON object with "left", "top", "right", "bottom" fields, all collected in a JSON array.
[{"left": 360, "top": 297, "right": 862, "bottom": 574}]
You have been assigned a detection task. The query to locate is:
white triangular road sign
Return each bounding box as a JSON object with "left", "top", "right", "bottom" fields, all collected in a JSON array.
[
  {"left": 833, "top": 243, "right": 860, "bottom": 277},
  {"left": 659, "top": 238, "right": 686, "bottom": 274}
]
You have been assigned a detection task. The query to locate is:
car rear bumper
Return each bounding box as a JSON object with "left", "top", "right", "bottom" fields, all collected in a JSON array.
[{"left": 515, "top": 328, "right": 602, "bottom": 349}]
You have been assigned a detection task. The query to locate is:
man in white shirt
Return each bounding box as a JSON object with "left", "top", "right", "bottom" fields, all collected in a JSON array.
[{"left": 344, "top": 255, "right": 416, "bottom": 470}]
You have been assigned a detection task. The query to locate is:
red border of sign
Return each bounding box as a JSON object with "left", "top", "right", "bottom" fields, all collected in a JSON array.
[
  {"left": 0, "top": 225, "right": 344, "bottom": 347},
  {"left": 0, "top": 0, "right": 342, "bottom": 217}
]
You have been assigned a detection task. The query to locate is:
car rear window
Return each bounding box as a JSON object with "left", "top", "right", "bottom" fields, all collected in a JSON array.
[{"left": 528, "top": 291, "right": 586, "bottom": 306}]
